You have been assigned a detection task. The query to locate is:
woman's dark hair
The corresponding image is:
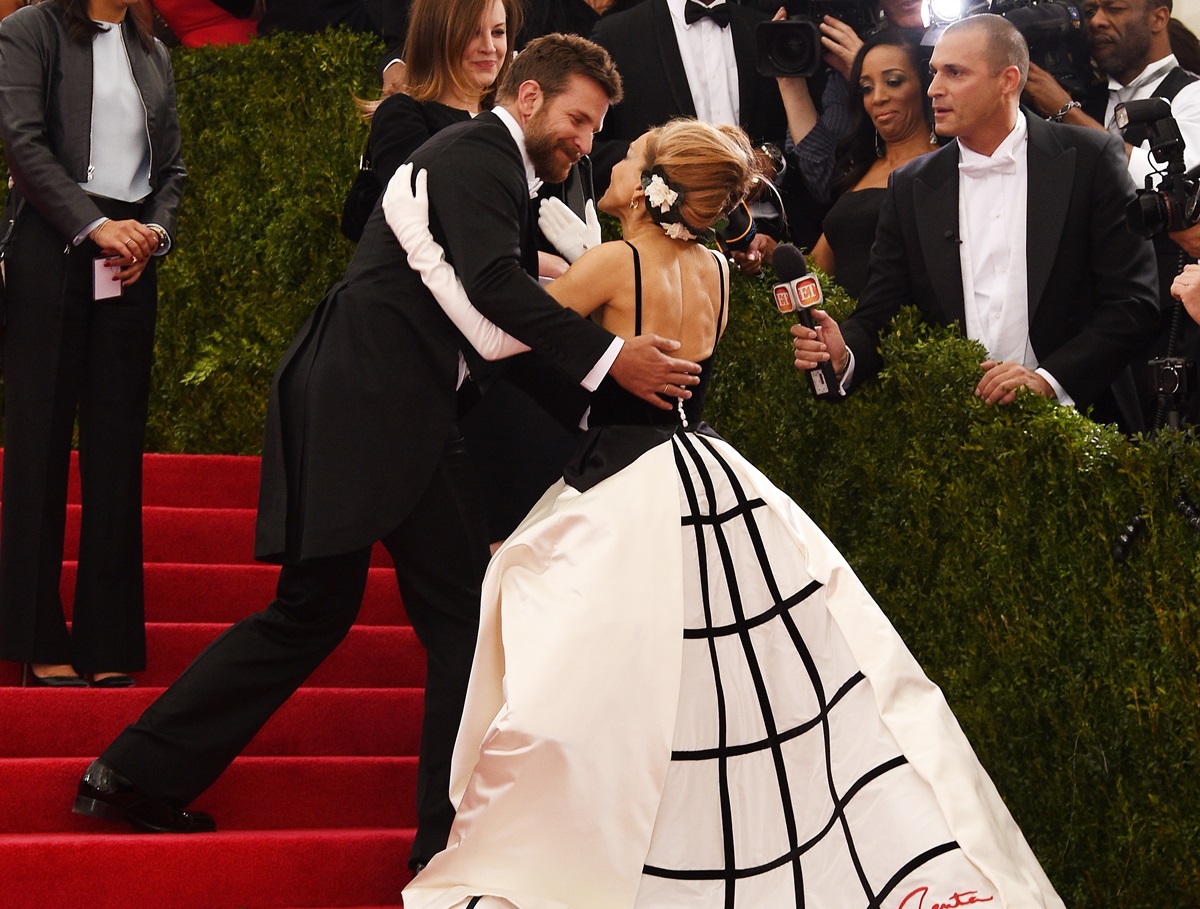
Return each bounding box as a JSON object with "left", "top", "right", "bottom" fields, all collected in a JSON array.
[
  {"left": 830, "top": 27, "right": 932, "bottom": 199},
  {"left": 63, "top": 0, "right": 154, "bottom": 51}
]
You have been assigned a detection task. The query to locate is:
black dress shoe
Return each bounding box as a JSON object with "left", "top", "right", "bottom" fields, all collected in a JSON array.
[
  {"left": 73, "top": 760, "right": 217, "bottom": 833},
  {"left": 21, "top": 664, "right": 88, "bottom": 687},
  {"left": 90, "top": 673, "right": 136, "bottom": 688}
]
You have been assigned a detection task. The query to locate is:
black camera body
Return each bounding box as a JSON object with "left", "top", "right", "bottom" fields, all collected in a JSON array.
[
  {"left": 991, "top": 0, "right": 1092, "bottom": 99},
  {"left": 1116, "top": 98, "right": 1200, "bottom": 237},
  {"left": 754, "top": 0, "right": 881, "bottom": 78},
  {"left": 1149, "top": 356, "right": 1197, "bottom": 397}
]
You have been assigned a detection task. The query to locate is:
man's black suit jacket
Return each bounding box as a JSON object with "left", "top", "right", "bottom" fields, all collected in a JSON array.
[
  {"left": 254, "top": 112, "right": 615, "bottom": 562},
  {"left": 841, "top": 116, "right": 1162, "bottom": 433},
  {"left": 589, "top": 0, "right": 786, "bottom": 188}
]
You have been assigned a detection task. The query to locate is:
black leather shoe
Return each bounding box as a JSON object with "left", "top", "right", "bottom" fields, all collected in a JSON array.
[
  {"left": 22, "top": 664, "right": 88, "bottom": 687},
  {"left": 73, "top": 760, "right": 216, "bottom": 833}
]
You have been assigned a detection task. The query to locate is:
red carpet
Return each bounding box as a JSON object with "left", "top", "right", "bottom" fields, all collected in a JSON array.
[{"left": 0, "top": 451, "right": 419, "bottom": 909}]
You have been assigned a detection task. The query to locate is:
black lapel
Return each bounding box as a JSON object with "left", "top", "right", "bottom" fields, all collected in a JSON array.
[
  {"left": 912, "top": 143, "right": 967, "bottom": 323},
  {"left": 729, "top": 5, "right": 760, "bottom": 129},
  {"left": 1025, "top": 118, "right": 1075, "bottom": 320},
  {"left": 650, "top": 0, "right": 697, "bottom": 118}
]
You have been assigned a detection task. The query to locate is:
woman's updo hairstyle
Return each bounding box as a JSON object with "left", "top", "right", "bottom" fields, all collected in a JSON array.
[{"left": 640, "top": 120, "right": 763, "bottom": 234}]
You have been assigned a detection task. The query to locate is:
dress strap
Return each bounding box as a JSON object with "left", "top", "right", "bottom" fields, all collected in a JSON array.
[
  {"left": 713, "top": 248, "right": 726, "bottom": 332},
  {"left": 624, "top": 240, "right": 643, "bottom": 335}
]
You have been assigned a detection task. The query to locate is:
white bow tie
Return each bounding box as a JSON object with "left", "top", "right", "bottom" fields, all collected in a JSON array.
[{"left": 959, "top": 153, "right": 1016, "bottom": 178}]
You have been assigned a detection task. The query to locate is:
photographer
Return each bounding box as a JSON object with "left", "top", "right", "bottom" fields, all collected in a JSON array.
[{"left": 1023, "top": 0, "right": 1200, "bottom": 425}]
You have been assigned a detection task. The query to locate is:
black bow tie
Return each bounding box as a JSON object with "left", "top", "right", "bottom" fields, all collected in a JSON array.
[{"left": 684, "top": 0, "right": 731, "bottom": 27}]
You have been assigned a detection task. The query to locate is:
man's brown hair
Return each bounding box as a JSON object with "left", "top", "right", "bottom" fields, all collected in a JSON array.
[{"left": 495, "top": 33, "right": 623, "bottom": 105}]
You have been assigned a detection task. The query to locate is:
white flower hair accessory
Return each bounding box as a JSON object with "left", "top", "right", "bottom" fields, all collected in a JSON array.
[
  {"left": 644, "top": 174, "right": 679, "bottom": 214},
  {"left": 639, "top": 166, "right": 713, "bottom": 243}
]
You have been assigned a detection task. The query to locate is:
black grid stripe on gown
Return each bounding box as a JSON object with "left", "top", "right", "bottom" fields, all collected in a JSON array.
[{"left": 639, "top": 430, "right": 961, "bottom": 908}]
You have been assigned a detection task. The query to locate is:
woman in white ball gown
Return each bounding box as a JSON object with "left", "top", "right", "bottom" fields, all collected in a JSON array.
[{"left": 382, "top": 118, "right": 1064, "bottom": 909}]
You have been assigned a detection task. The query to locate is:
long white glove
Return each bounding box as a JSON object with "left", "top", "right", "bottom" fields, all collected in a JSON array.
[
  {"left": 538, "top": 196, "right": 601, "bottom": 264},
  {"left": 382, "top": 162, "right": 529, "bottom": 360}
]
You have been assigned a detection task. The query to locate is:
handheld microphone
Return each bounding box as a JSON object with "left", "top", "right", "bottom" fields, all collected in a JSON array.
[{"left": 772, "top": 243, "right": 841, "bottom": 400}]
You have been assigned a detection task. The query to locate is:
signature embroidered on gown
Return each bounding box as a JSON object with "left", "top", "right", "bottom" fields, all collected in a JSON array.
[{"left": 403, "top": 245, "right": 1063, "bottom": 909}]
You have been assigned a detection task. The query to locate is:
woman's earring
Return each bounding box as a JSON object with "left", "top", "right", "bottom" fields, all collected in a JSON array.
[
  {"left": 874, "top": 129, "right": 885, "bottom": 158},
  {"left": 929, "top": 127, "right": 938, "bottom": 145},
  {"left": 629, "top": 198, "right": 639, "bottom": 210}
]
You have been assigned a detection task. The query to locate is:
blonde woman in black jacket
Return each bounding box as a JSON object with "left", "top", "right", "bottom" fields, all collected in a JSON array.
[{"left": 0, "top": 0, "right": 185, "bottom": 687}]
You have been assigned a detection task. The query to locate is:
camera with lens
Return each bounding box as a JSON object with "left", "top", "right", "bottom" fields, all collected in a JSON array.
[
  {"left": 1149, "top": 356, "right": 1196, "bottom": 397},
  {"left": 754, "top": 0, "right": 882, "bottom": 78},
  {"left": 924, "top": 0, "right": 1092, "bottom": 99},
  {"left": 1116, "top": 97, "right": 1200, "bottom": 238}
]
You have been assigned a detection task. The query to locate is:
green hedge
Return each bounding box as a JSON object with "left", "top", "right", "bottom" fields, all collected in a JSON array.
[{"left": 4, "top": 28, "right": 1199, "bottom": 905}]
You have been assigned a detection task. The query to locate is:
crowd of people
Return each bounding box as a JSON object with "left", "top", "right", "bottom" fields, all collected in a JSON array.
[{"left": 0, "top": 0, "right": 1199, "bottom": 906}]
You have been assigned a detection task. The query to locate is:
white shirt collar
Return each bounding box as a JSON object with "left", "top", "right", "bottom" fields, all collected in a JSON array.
[
  {"left": 958, "top": 110, "right": 1027, "bottom": 169},
  {"left": 1108, "top": 54, "right": 1179, "bottom": 93},
  {"left": 492, "top": 105, "right": 543, "bottom": 198}
]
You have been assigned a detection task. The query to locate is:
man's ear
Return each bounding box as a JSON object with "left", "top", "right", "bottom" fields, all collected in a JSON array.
[
  {"left": 1148, "top": 3, "right": 1171, "bottom": 34},
  {"left": 999, "top": 64, "right": 1024, "bottom": 99},
  {"left": 515, "top": 80, "right": 544, "bottom": 120}
]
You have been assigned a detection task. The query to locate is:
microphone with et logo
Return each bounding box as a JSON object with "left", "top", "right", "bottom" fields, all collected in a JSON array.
[{"left": 771, "top": 243, "right": 842, "bottom": 400}]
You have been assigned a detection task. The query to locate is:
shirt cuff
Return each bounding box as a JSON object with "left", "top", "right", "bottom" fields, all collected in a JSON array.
[
  {"left": 583, "top": 337, "right": 623, "bottom": 391},
  {"left": 76, "top": 217, "right": 107, "bottom": 247},
  {"left": 1036, "top": 367, "right": 1073, "bottom": 407},
  {"left": 838, "top": 348, "right": 856, "bottom": 393}
]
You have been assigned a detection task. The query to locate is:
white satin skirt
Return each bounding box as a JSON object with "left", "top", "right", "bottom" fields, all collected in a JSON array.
[{"left": 402, "top": 431, "right": 1064, "bottom": 909}]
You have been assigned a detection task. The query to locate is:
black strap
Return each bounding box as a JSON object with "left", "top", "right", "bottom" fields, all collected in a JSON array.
[{"left": 624, "top": 240, "right": 643, "bottom": 335}]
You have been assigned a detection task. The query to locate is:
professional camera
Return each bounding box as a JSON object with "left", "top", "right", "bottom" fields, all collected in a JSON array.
[
  {"left": 1116, "top": 97, "right": 1200, "bottom": 237},
  {"left": 754, "top": 0, "right": 882, "bottom": 78},
  {"left": 923, "top": 0, "right": 1093, "bottom": 99}
]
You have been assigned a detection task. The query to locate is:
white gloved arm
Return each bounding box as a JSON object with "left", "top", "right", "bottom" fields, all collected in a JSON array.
[
  {"left": 538, "top": 196, "right": 601, "bottom": 264},
  {"left": 382, "top": 162, "right": 530, "bottom": 360}
]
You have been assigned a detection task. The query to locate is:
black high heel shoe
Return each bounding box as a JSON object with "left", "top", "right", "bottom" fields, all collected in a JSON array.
[
  {"left": 21, "top": 664, "right": 89, "bottom": 688},
  {"left": 90, "top": 673, "right": 135, "bottom": 688}
]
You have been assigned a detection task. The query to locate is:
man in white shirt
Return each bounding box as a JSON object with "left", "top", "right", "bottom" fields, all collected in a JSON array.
[{"left": 791, "top": 13, "right": 1161, "bottom": 433}]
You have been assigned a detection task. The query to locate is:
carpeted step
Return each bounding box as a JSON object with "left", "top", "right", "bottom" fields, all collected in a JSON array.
[
  {"left": 0, "top": 687, "right": 423, "bottom": 758},
  {"left": 52, "top": 503, "right": 395, "bottom": 567},
  {"left": 59, "top": 562, "right": 408, "bottom": 626},
  {"left": 0, "top": 449, "right": 263, "bottom": 509},
  {"left": 0, "top": 623, "right": 424, "bottom": 689},
  {"left": 0, "top": 828, "right": 414, "bottom": 909},
  {"left": 0, "top": 755, "right": 418, "bottom": 833}
]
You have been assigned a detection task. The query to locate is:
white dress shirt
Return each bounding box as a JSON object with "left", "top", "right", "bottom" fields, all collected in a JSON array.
[
  {"left": 666, "top": 0, "right": 740, "bottom": 127},
  {"left": 957, "top": 113, "right": 1069, "bottom": 404}
]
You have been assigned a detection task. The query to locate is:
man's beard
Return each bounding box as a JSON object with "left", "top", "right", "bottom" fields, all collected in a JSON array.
[{"left": 525, "top": 111, "right": 578, "bottom": 184}]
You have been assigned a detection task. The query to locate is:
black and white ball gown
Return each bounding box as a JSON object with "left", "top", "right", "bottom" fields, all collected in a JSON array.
[{"left": 396, "top": 237, "right": 1064, "bottom": 909}]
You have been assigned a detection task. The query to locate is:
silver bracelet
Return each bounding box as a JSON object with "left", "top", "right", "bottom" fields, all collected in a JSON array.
[{"left": 1051, "top": 100, "right": 1081, "bottom": 122}]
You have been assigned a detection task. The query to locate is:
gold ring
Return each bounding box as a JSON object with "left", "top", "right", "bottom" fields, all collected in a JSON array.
[{"left": 124, "top": 239, "right": 135, "bottom": 246}]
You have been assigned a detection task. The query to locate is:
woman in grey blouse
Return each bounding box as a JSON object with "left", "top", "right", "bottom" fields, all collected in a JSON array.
[{"left": 0, "top": 0, "right": 185, "bottom": 687}]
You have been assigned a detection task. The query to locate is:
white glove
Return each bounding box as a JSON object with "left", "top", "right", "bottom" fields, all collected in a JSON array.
[
  {"left": 383, "top": 162, "right": 529, "bottom": 360},
  {"left": 538, "top": 197, "right": 601, "bottom": 264}
]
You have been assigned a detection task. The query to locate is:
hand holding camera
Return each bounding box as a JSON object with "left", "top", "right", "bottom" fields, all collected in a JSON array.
[{"left": 1170, "top": 263, "right": 1200, "bottom": 328}]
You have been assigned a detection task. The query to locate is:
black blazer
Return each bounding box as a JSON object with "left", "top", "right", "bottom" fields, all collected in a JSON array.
[
  {"left": 842, "top": 116, "right": 1161, "bottom": 433},
  {"left": 0, "top": 0, "right": 186, "bottom": 241},
  {"left": 255, "top": 112, "right": 616, "bottom": 562},
  {"left": 589, "top": 0, "right": 786, "bottom": 186}
]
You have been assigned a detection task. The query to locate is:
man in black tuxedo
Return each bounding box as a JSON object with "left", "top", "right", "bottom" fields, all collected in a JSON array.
[
  {"left": 74, "top": 34, "right": 702, "bottom": 872},
  {"left": 792, "top": 14, "right": 1161, "bottom": 434}
]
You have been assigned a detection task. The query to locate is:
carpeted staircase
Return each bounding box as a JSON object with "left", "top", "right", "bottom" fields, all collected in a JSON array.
[{"left": 0, "top": 451, "right": 421, "bottom": 909}]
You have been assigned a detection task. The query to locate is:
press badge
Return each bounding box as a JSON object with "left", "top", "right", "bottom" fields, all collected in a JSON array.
[{"left": 93, "top": 257, "right": 122, "bottom": 300}]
